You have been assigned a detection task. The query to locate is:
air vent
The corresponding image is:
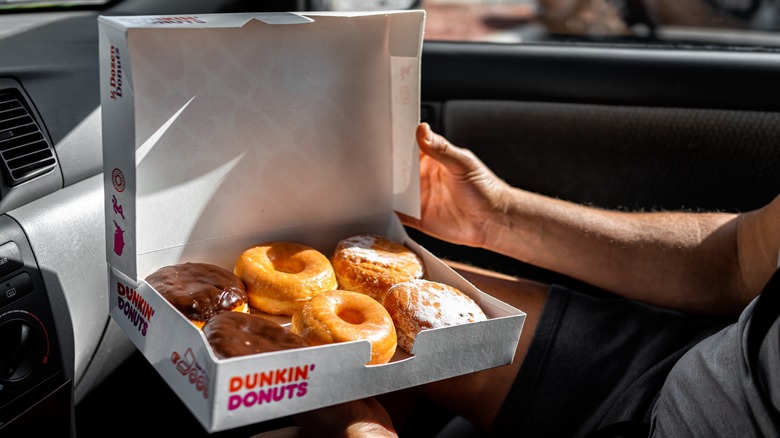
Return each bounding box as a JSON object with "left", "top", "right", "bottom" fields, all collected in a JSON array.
[{"left": 0, "top": 89, "right": 57, "bottom": 186}]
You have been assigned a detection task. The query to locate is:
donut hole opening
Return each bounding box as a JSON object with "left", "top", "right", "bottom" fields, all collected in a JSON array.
[
  {"left": 270, "top": 258, "right": 306, "bottom": 274},
  {"left": 337, "top": 308, "right": 365, "bottom": 325}
]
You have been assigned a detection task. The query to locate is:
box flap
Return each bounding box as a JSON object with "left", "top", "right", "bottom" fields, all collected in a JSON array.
[
  {"left": 100, "top": 11, "right": 424, "bottom": 280},
  {"left": 98, "top": 13, "right": 315, "bottom": 29}
]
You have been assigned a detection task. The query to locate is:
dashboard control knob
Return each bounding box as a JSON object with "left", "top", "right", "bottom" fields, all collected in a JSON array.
[{"left": 0, "top": 319, "right": 39, "bottom": 382}]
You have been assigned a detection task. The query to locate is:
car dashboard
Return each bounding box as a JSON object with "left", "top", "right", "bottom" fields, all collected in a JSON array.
[{"left": 0, "top": 2, "right": 298, "bottom": 435}]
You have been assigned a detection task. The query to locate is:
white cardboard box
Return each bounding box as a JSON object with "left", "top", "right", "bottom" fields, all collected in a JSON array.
[{"left": 98, "top": 11, "right": 525, "bottom": 433}]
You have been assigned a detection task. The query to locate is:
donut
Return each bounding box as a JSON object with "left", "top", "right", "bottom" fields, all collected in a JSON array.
[
  {"left": 383, "top": 279, "right": 487, "bottom": 354},
  {"left": 330, "top": 234, "right": 424, "bottom": 302},
  {"left": 145, "top": 262, "right": 249, "bottom": 329},
  {"left": 234, "top": 242, "right": 338, "bottom": 316},
  {"left": 203, "top": 312, "right": 309, "bottom": 359},
  {"left": 290, "top": 290, "right": 397, "bottom": 365}
]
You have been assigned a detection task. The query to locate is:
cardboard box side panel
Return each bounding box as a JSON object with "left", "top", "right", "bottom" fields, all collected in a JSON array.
[
  {"left": 389, "top": 11, "right": 424, "bottom": 218},
  {"left": 100, "top": 23, "right": 138, "bottom": 280},
  {"left": 108, "top": 267, "right": 216, "bottom": 427},
  {"left": 128, "top": 20, "right": 402, "bottom": 260},
  {"left": 152, "top": 335, "right": 217, "bottom": 432},
  {"left": 365, "top": 316, "right": 522, "bottom": 384},
  {"left": 211, "top": 343, "right": 371, "bottom": 431},
  {"left": 388, "top": 11, "right": 425, "bottom": 218},
  {"left": 207, "top": 313, "right": 523, "bottom": 431},
  {"left": 390, "top": 54, "right": 421, "bottom": 219},
  {"left": 410, "top": 314, "right": 523, "bottom": 360}
]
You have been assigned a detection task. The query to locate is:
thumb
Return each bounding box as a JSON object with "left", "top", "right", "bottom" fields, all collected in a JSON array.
[{"left": 416, "top": 123, "right": 480, "bottom": 176}]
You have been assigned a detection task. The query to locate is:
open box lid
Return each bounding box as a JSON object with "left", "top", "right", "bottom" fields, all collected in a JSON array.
[{"left": 99, "top": 11, "right": 425, "bottom": 280}]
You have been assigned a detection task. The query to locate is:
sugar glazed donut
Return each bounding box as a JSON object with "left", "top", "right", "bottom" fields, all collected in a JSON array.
[
  {"left": 203, "top": 312, "right": 309, "bottom": 359},
  {"left": 145, "top": 262, "right": 249, "bottom": 329},
  {"left": 290, "top": 290, "right": 397, "bottom": 365},
  {"left": 383, "top": 279, "right": 488, "bottom": 354},
  {"left": 331, "top": 234, "right": 424, "bottom": 302},
  {"left": 234, "top": 242, "right": 338, "bottom": 316}
]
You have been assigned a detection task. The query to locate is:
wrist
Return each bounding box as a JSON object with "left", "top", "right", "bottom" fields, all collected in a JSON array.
[{"left": 481, "top": 187, "right": 544, "bottom": 264}]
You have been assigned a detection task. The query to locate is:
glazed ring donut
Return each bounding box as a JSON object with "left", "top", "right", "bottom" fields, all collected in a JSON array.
[
  {"left": 331, "top": 234, "right": 424, "bottom": 302},
  {"left": 234, "top": 242, "right": 337, "bottom": 316},
  {"left": 145, "top": 262, "right": 249, "bottom": 329},
  {"left": 290, "top": 290, "right": 397, "bottom": 365},
  {"left": 203, "top": 312, "right": 309, "bottom": 359},
  {"left": 383, "top": 279, "right": 487, "bottom": 354}
]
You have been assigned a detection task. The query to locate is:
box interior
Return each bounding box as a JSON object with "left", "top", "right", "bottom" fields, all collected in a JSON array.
[{"left": 121, "top": 13, "right": 421, "bottom": 279}]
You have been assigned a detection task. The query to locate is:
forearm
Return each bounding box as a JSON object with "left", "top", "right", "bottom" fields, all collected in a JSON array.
[{"left": 484, "top": 188, "right": 745, "bottom": 315}]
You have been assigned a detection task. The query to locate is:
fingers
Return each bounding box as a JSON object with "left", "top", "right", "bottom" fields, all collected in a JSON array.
[
  {"left": 396, "top": 211, "right": 421, "bottom": 230},
  {"left": 291, "top": 398, "right": 397, "bottom": 437},
  {"left": 250, "top": 426, "right": 305, "bottom": 437},
  {"left": 416, "top": 123, "right": 480, "bottom": 176}
]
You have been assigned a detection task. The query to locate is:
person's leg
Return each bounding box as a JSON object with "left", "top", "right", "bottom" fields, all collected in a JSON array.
[{"left": 401, "top": 261, "right": 550, "bottom": 433}]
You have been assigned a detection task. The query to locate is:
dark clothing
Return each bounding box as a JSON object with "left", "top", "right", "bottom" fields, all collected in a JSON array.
[
  {"left": 493, "top": 269, "right": 780, "bottom": 437},
  {"left": 651, "top": 269, "right": 780, "bottom": 436}
]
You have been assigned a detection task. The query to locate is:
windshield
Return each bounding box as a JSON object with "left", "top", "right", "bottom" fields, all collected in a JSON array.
[
  {"left": 0, "top": 0, "right": 109, "bottom": 10},
  {"left": 421, "top": 0, "right": 780, "bottom": 49}
]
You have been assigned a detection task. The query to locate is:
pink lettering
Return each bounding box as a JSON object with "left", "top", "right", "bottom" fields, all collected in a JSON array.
[{"left": 224, "top": 366, "right": 314, "bottom": 412}]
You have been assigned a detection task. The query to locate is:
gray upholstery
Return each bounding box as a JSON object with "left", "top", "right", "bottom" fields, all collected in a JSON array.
[
  {"left": 441, "top": 100, "right": 780, "bottom": 213},
  {"left": 413, "top": 99, "right": 780, "bottom": 284}
]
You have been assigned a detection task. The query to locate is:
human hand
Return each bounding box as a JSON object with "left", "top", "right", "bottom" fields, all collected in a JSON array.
[
  {"left": 398, "top": 123, "right": 512, "bottom": 250},
  {"left": 252, "top": 398, "right": 397, "bottom": 438}
]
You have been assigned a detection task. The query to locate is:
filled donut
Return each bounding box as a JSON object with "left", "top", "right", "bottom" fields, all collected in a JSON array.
[
  {"left": 234, "top": 242, "right": 338, "bottom": 316},
  {"left": 145, "top": 262, "right": 249, "bottom": 329},
  {"left": 383, "top": 279, "right": 487, "bottom": 354},
  {"left": 331, "top": 234, "right": 424, "bottom": 302},
  {"left": 203, "top": 312, "right": 309, "bottom": 359},
  {"left": 290, "top": 290, "right": 397, "bottom": 365}
]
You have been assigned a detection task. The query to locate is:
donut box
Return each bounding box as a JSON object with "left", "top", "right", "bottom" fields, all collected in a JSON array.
[{"left": 98, "top": 11, "right": 526, "bottom": 433}]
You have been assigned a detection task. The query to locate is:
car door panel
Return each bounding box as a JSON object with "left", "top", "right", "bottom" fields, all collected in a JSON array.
[{"left": 416, "top": 41, "right": 780, "bottom": 283}]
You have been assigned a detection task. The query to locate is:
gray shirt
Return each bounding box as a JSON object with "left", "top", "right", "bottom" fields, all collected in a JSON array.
[{"left": 650, "top": 275, "right": 780, "bottom": 437}]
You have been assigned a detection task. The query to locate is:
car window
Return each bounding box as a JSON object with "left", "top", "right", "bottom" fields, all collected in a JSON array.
[
  {"left": 0, "top": 0, "right": 109, "bottom": 11},
  {"left": 420, "top": 0, "right": 780, "bottom": 49}
]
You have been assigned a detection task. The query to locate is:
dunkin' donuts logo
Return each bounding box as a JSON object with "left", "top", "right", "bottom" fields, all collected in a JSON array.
[
  {"left": 227, "top": 364, "right": 315, "bottom": 411},
  {"left": 116, "top": 282, "right": 155, "bottom": 336},
  {"left": 108, "top": 45, "right": 123, "bottom": 100}
]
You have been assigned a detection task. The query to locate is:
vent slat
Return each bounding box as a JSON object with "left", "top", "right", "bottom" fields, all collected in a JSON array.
[
  {"left": 0, "top": 131, "right": 46, "bottom": 154},
  {"left": 11, "top": 157, "right": 58, "bottom": 180},
  {"left": 0, "top": 89, "right": 57, "bottom": 185}
]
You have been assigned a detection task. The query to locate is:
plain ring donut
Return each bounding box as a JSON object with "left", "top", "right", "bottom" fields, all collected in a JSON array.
[
  {"left": 234, "top": 241, "right": 337, "bottom": 316},
  {"left": 290, "top": 290, "right": 397, "bottom": 365}
]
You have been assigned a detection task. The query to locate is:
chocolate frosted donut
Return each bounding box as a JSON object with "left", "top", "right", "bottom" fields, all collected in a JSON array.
[
  {"left": 145, "top": 262, "right": 249, "bottom": 328},
  {"left": 203, "top": 312, "right": 309, "bottom": 359}
]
